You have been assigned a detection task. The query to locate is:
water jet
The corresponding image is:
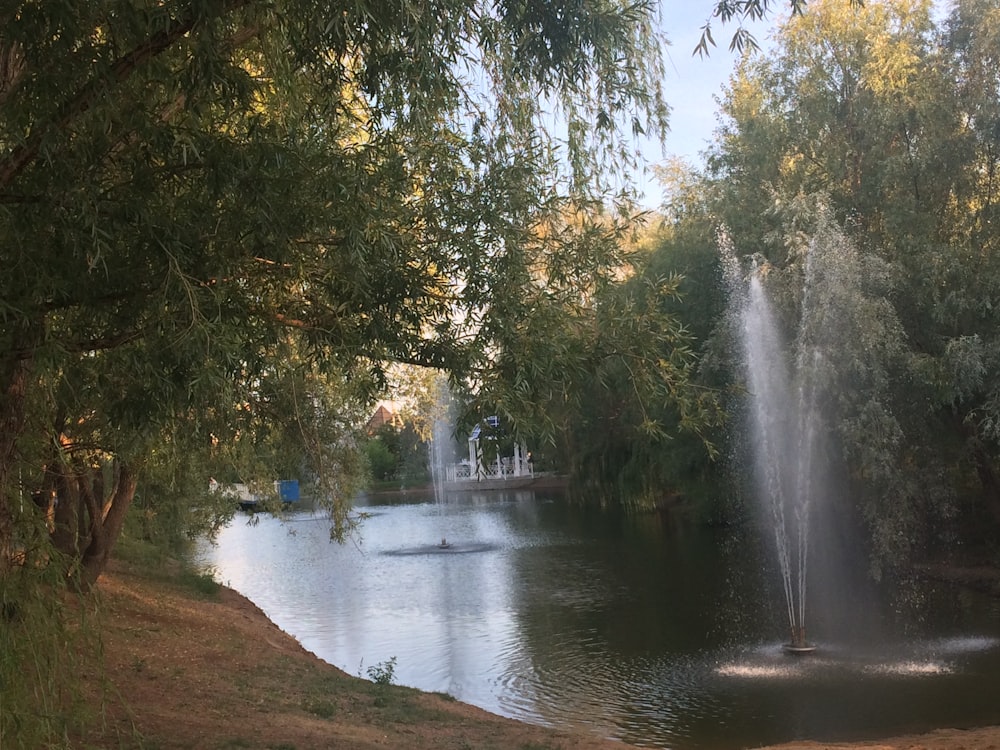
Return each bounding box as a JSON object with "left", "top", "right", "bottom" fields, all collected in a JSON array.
[{"left": 723, "top": 229, "right": 858, "bottom": 654}]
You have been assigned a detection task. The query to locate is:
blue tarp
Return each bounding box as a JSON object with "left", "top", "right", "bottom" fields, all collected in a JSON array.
[{"left": 278, "top": 480, "right": 300, "bottom": 502}]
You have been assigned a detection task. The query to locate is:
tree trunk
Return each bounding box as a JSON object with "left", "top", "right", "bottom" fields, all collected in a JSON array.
[
  {"left": 78, "top": 461, "right": 139, "bottom": 590},
  {"left": 958, "top": 414, "right": 1000, "bottom": 526},
  {"left": 0, "top": 323, "right": 40, "bottom": 569},
  {"left": 50, "top": 464, "right": 81, "bottom": 561},
  {"left": 971, "top": 440, "right": 1000, "bottom": 526}
]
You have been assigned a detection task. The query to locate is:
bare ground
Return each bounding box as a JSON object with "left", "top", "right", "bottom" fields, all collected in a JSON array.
[{"left": 84, "top": 560, "right": 1000, "bottom": 750}]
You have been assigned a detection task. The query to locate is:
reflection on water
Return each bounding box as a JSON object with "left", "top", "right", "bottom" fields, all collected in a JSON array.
[{"left": 194, "top": 491, "right": 1000, "bottom": 750}]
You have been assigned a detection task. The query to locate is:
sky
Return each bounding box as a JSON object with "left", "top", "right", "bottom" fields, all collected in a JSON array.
[
  {"left": 634, "top": 1, "right": 778, "bottom": 208},
  {"left": 659, "top": 3, "right": 773, "bottom": 159},
  {"left": 641, "top": 0, "right": 952, "bottom": 208}
]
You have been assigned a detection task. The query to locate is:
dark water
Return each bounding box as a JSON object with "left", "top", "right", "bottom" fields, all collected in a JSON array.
[{"left": 194, "top": 490, "right": 1000, "bottom": 749}]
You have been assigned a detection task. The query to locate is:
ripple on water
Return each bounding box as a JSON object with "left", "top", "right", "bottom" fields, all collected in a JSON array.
[
  {"left": 494, "top": 641, "right": 714, "bottom": 749},
  {"left": 382, "top": 542, "right": 499, "bottom": 556}
]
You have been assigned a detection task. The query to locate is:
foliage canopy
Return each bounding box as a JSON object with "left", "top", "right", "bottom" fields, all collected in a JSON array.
[
  {"left": 0, "top": 0, "right": 672, "bottom": 588},
  {"left": 702, "top": 0, "right": 1000, "bottom": 573}
]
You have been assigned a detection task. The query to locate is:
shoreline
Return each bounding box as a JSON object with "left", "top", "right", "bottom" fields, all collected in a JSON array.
[
  {"left": 360, "top": 473, "right": 570, "bottom": 497},
  {"left": 90, "top": 558, "right": 1000, "bottom": 750},
  {"left": 90, "top": 558, "right": 633, "bottom": 750}
]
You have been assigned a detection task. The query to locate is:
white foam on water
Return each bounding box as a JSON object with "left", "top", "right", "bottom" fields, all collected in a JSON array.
[
  {"left": 715, "top": 663, "right": 801, "bottom": 679},
  {"left": 863, "top": 660, "right": 953, "bottom": 676},
  {"left": 930, "top": 636, "right": 999, "bottom": 654}
]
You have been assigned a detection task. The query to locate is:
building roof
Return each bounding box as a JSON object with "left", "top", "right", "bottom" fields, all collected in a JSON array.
[{"left": 365, "top": 404, "right": 400, "bottom": 434}]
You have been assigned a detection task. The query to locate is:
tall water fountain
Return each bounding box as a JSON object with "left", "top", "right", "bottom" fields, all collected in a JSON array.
[{"left": 722, "top": 221, "right": 854, "bottom": 654}]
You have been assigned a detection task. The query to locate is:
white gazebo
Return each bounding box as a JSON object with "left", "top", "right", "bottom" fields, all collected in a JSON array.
[{"left": 445, "top": 417, "right": 532, "bottom": 482}]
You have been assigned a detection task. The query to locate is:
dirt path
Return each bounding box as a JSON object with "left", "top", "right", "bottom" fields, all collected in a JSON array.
[{"left": 87, "top": 561, "right": 1000, "bottom": 750}]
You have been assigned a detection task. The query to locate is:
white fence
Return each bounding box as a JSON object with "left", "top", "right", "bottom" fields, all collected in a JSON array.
[{"left": 445, "top": 457, "right": 532, "bottom": 483}]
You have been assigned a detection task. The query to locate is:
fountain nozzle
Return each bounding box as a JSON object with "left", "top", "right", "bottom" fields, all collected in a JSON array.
[{"left": 783, "top": 625, "right": 816, "bottom": 655}]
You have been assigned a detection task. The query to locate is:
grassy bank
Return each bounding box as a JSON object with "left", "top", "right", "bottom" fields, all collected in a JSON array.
[{"left": 81, "top": 555, "right": 634, "bottom": 750}]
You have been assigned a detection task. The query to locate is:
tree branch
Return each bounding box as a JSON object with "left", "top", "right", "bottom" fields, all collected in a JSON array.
[
  {"left": 0, "top": 40, "right": 25, "bottom": 108},
  {"left": 0, "top": 0, "right": 254, "bottom": 190}
]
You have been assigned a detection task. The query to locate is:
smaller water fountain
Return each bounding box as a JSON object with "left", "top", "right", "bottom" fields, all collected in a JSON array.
[
  {"left": 379, "top": 378, "right": 497, "bottom": 557},
  {"left": 429, "top": 383, "right": 455, "bottom": 508},
  {"left": 385, "top": 539, "right": 497, "bottom": 556}
]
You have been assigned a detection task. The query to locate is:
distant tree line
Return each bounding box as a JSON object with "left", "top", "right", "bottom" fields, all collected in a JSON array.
[{"left": 552, "top": 0, "right": 1000, "bottom": 577}]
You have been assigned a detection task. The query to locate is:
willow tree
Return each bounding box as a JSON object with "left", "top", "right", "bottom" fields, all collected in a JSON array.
[
  {"left": 707, "top": 0, "right": 1000, "bottom": 571},
  {"left": 0, "top": 0, "right": 678, "bottom": 589},
  {"left": 459, "top": 204, "right": 729, "bottom": 508}
]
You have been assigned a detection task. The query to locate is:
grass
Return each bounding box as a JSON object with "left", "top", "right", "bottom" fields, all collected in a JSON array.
[
  {"left": 303, "top": 698, "right": 336, "bottom": 719},
  {"left": 0, "top": 554, "right": 99, "bottom": 750},
  {"left": 176, "top": 569, "right": 221, "bottom": 597},
  {"left": 111, "top": 534, "right": 171, "bottom": 571},
  {"left": 365, "top": 655, "right": 397, "bottom": 685}
]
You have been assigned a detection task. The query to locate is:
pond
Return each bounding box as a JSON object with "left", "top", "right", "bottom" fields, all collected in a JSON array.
[{"left": 194, "top": 489, "right": 1000, "bottom": 750}]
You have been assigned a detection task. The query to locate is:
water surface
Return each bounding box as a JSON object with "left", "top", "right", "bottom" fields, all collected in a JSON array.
[{"left": 195, "top": 490, "right": 1000, "bottom": 749}]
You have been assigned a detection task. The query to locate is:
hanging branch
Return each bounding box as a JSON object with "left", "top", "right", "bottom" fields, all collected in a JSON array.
[{"left": 0, "top": 0, "right": 253, "bottom": 190}]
